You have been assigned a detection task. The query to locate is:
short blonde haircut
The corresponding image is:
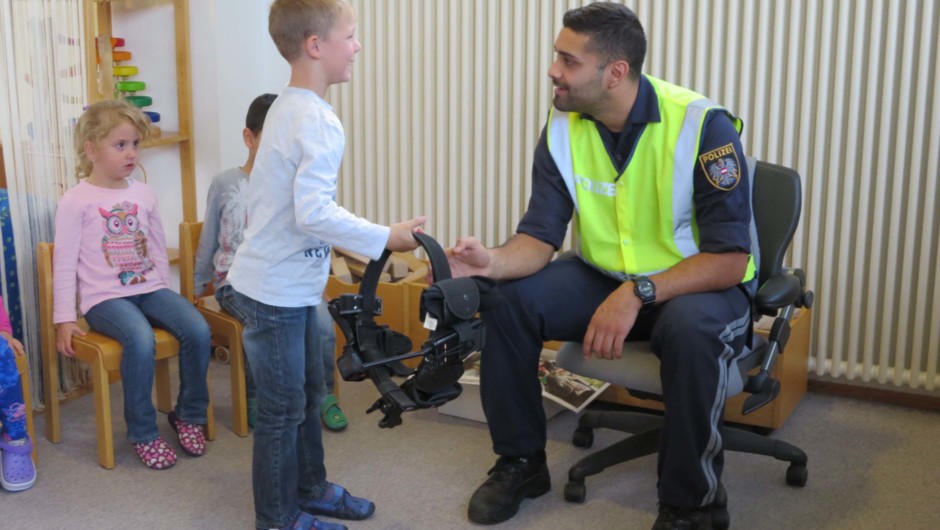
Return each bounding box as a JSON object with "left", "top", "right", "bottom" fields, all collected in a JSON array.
[
  {"left": 73, "top": 99, "right": 150, "bottom": 179},
  {"left": 269, "top": 0, "right": 351, "bottom": 62}
]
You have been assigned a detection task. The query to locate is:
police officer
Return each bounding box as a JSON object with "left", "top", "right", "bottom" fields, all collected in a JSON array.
[{"left": 445, "top": 3, "right": 753, "bottom": 529}]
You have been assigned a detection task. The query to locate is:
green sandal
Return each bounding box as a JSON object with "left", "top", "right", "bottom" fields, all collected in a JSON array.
[{"left": 320, "top": 394, "right": 348, "bottom": 432}]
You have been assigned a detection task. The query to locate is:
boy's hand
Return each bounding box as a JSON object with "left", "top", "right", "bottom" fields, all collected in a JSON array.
[
  {"left": 386, "top": 216, "right": 427, "bottom": 252},
  {"left": 55, "top": 322, "right": 86, "bottom": 357},
  {"left": 0, "top": 331, "right": 25, "bottom": 357}
]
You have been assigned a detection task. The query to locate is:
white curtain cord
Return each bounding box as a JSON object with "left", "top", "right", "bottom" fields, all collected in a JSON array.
[{"left": 0, "top": 0, "right": 89, "bottom": 406}]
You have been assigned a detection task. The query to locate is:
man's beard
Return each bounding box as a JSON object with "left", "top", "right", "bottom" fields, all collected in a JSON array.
[{"left": 552, "top": 71, "right": 605, "bottom": 113}]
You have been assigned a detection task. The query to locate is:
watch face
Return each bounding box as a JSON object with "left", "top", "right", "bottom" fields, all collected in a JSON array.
[{"left": 634, "top": 277, "right": 655, "bottom": 305}]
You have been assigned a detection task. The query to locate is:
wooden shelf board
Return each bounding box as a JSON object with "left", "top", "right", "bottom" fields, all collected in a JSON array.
[{"left": 142, "top": 131, "right": 188, "bottom": 149}]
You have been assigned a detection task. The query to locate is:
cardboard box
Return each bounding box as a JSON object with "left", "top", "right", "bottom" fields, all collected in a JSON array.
[
  {"left": 597, "top": 308, "right": 812, "bottom": 430},
  {"left": 327, "top": 253, "right": 429, "bottom": 368}
]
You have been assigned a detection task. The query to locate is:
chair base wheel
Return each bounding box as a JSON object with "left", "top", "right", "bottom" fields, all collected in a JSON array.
[
  {"left": 711, "top": 508, "right": 730, "bottom": 529},
  {"left": 564, "top": 480, "right": 586, "bottom": 503},
  {"left": 786, "top": 464, "right": 808, "bottom": 487},
  {"left": 572, "top": 427, "right": 594, "bottom": 448}
]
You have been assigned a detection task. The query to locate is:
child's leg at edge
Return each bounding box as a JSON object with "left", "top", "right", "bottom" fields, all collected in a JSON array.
[
  {"left": 315, "top": 302, "right": 336, "bottom": 395},
  {"left": 217, "top": 285, "right": 256, "bottom": 400},
  {"left": 0, "top": 343, "right": 28, "bottom": 441}
]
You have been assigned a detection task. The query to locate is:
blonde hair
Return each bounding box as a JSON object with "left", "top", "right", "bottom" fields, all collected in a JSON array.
[
  {"left": 73, "top": 99, "right": 150, "bottom": 179},
  {"left": 269, "top": 0, "right": 351, "bottom": 62}
]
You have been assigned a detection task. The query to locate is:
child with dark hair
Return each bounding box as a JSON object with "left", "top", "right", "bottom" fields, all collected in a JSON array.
[{"left": 193, "top": 93, "right": 349, "bottom": 431}]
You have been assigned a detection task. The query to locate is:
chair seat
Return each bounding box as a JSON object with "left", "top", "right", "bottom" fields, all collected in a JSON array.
[
  {"left": 198, "top": 295, "right": 222, "bottom": 312},
  {"left": 72, "top": 327, "right": 180, "bottom": 373},
  {"left": 555, "top": 334, "right": 769, "bottom": 398},
  {"left": 196, "top": 296, "right": 242, "bottom": 337}
]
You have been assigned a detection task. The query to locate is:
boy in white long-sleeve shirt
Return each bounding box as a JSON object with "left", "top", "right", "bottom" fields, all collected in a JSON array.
[
  {"left": 226, "top": 1, "right": 425, "bottom": 529},
  {"left": 193, "top": 93, "right": 349, "bottom": 432}
]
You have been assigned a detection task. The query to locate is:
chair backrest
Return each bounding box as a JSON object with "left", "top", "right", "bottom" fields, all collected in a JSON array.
[
  {"left": 178, "top": 221, "right": 203, "bottom": 301},
  {"left": 751, "top": 161, "right": 802, "bottom": 289}
]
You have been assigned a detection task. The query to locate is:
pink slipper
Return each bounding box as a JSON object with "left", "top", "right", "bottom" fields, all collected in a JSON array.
[
  {"left": 134, "top": 436, "right": 177, "bottom": 470},
  {"left": 169, "top": 411, "right": 207, "bottom": 456}
]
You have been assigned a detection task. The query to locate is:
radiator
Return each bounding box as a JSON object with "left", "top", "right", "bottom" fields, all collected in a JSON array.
[{"left": 329, "top": 0, "right": 940, "bottom": 392}]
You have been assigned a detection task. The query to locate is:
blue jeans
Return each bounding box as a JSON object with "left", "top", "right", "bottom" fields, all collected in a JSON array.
[
  {"left": 231, "top": 289, "right": 329, "bottom": 529},
  {"left": 0, "top": 338, "right": 27, "bottom": 440},
  {"left": 84, "top": 288, "right": 211, "bottom": 443},
  {"left": 479, "top": 255, "right": 750, "bottom": 509},
  {"left": 217, "top": 286, "right": 337, "bottom": 400},
  {"left": 315, "top": 302, "right": 337, "bottom": 394}
]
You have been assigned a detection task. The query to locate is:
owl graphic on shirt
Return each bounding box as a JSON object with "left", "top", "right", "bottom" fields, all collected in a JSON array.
[{"left": 99, "top": 201, "right": 155, "bottom": 285}]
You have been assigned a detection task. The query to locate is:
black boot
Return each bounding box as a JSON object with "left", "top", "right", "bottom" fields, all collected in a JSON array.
[
  {"left": 652, "top": 502, "right": 713, "bottom": 530},
  {"left": 467, "top": 453, "right": 551, "bottom": 525}
]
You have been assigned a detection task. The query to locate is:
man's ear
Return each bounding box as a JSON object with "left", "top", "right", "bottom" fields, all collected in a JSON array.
[
  {"left": 242, "top": 128, "right": 254, "bottom": 149},
  {"left": 606, "top": 59, "right": 630, "bottom": 89}
]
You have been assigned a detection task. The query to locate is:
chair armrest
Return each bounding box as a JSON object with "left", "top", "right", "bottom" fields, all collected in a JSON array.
[{"left": 754, "top": 273, "right": 802, "bottom": 315}]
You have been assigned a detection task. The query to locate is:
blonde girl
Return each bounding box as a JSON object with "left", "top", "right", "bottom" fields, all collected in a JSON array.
[{"left": 53, "top": 99, "right": 211, "bottom": 469}]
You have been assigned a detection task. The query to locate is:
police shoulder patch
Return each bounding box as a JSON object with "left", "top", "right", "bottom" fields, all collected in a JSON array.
[{"left": 698, "top": 143, "right": 741, "bottom": 191}]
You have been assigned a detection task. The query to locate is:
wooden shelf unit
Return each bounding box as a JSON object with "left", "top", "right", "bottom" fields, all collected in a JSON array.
[{"left": 82, "top": 0, "right": 197, "bottom": 222}]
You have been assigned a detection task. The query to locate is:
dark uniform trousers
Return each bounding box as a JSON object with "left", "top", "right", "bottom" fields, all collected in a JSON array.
[{"left": 479, "top": 254, "right": 751, "bottom": 509}]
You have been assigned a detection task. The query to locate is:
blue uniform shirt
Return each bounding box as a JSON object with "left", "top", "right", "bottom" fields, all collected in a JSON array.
[{"left": 518, "top": 75, "right": 751, "bottom": 259}]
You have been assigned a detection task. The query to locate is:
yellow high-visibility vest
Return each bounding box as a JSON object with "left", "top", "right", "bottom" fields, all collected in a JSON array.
[{"left": 547, "top": 75, "right": 754, "bottom": 282}]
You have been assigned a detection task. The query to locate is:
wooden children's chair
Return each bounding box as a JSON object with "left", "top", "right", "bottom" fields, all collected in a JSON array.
[
  {"left": 37, "top": 242, "right": 215, "bottom": 469},
  {"left": 12, "top": 352, "right": 38, "bottom": 464},
  {"left": 178, "top": 222, "right": 249, "bottom": 437}
]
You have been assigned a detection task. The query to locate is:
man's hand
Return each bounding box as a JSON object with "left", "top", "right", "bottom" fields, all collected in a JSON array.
[
  {"left": 440, "top": 233, "right": 554, "bottom": 283},
  {"left": 0, "top": 331, "right": 25, "bottom": 358},
  {"left": 387, "top": 216, "right": 427, "bottom": 252},
  {"left": 55, "top": 322, "right": 86, "bottom": 357},
  {"left": 582, "top": 282, "right": 643, "bottom": 360},
  {"left": 444, "top": 237, "right": 493, "bottom": 279}
]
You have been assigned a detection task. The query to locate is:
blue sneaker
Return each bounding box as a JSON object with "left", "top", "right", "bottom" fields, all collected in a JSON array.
[
  {"left": 277, "top": 511, "right": 346, "bottom": 530},
  {"left": 300, "top": 483, "right": 375, "bottom": 521}
]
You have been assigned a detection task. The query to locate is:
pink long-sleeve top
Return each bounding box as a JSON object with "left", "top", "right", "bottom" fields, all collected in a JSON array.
[{"left": 52, "top": 179, "right": 172, "bottom": 323}]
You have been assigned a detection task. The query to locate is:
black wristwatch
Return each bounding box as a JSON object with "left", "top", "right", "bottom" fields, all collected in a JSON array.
[{"left": 632, "top": 275, "right": 656, "bottom": 307}]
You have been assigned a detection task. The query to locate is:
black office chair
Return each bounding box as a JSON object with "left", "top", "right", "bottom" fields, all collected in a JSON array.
[{"left": 555, "top": 158, "right": 814, "bottom": 529}]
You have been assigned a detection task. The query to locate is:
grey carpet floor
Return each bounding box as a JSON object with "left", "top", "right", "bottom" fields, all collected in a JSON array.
[{"left": 4, "top": 360, "right": 939, "bottom": 529}]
